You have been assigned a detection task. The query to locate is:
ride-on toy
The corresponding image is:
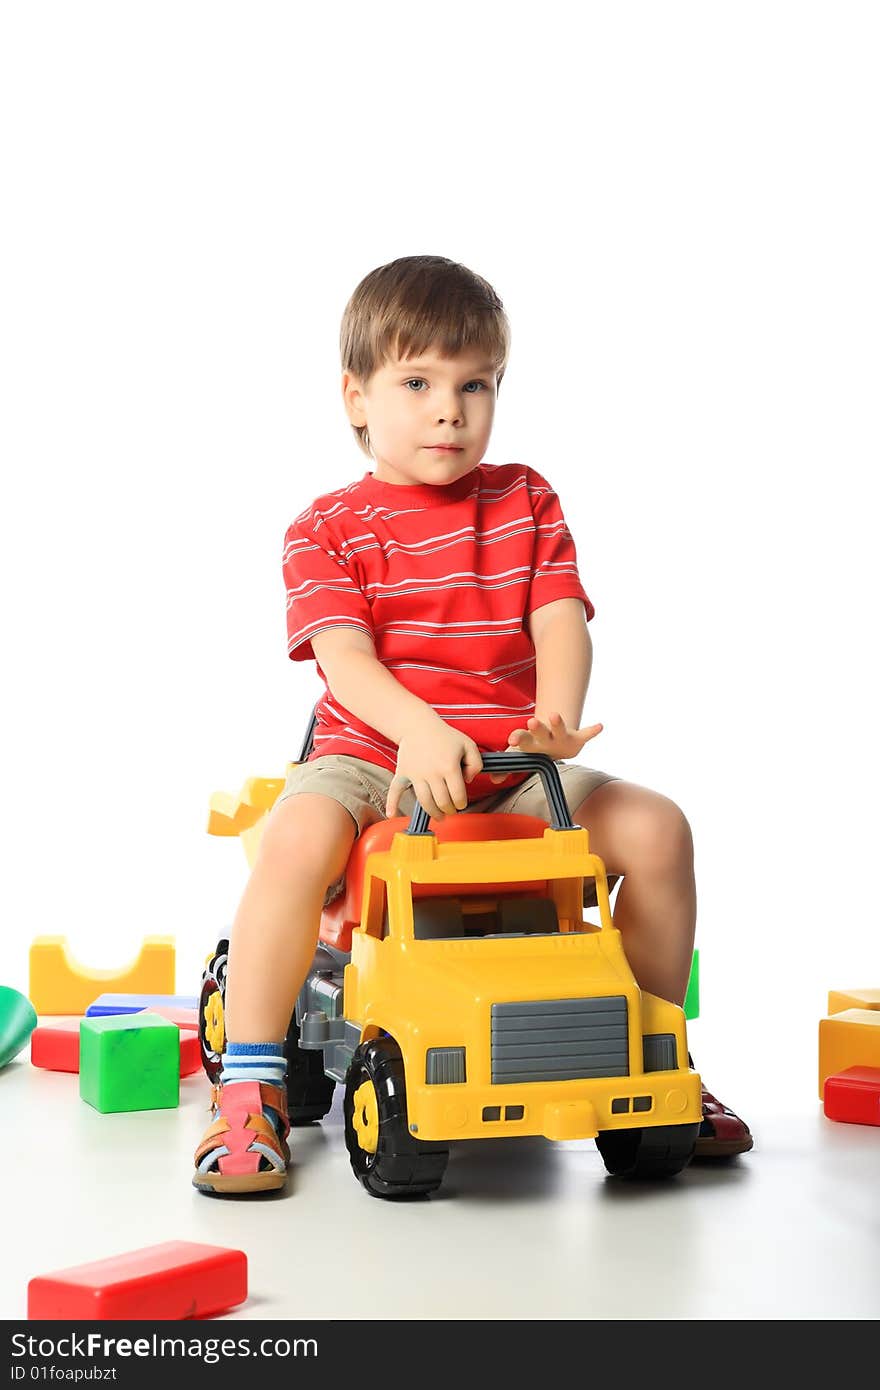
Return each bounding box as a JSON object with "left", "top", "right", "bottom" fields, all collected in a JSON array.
[{"left": 199, "top": 729, "right": 702, "bottom": 1197}]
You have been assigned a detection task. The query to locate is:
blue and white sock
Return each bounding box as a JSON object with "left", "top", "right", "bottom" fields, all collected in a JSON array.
[{"left": 220, "top": 1040, "right": 287, "bottom": 1136}]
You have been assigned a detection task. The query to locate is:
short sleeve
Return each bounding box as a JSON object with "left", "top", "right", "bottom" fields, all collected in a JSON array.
[
  {"left": 282, "top": 516, "right": 375, "bottom": 662},
  {"left": 525, "top": 470, "right": 595, "bottom": 621}
]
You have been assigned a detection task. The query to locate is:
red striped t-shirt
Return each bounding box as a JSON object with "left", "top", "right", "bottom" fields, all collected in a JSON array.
[{"left": 282, "top": 462, "right": 594, "bottom": 801}]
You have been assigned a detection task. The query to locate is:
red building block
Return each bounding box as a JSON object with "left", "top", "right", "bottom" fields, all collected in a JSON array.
[
  {"left": 30, "top": 1024, "right": 80, "bottom": 1073},
  {"left": 31, "top": 1019, "right": 200, "bottom": 1077},
  {"left": 28, "top": 1241, "right": 247, "bottom": 1320},
  {"left": 178, "top": 1029, "right": 201, "bottom": 1077},
  {"left": 823, "top": 1067, "right": 880, "bottom": 1126}
]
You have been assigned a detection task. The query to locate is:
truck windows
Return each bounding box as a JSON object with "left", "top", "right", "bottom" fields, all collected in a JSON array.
[{"left": 410, "top": 894, "right": 561, "bottom": 940}]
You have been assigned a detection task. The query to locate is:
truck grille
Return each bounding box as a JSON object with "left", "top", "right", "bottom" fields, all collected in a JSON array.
[{"left": 490, "top": 996, "right": 629, "bottom": 1084}]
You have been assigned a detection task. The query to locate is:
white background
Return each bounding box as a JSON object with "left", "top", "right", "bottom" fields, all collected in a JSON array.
[{"left": 2, "top": 1, "right": 878, "bottom": 1106}]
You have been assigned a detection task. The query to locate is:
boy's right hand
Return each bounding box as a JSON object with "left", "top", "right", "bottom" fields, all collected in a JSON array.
[{"left": 386, "top": 714, "right": 484, "bottom": 820}]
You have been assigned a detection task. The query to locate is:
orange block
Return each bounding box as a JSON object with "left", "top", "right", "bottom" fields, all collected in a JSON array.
[
  {"left": 29, "top": 937, "right": 175, "bottom": 1015},
  {"left": 818, "top": 1009, "right": 880, "bottom": 1098},
  {"left": 827, "top": 988, "right": 880, "bottom": 1015}
]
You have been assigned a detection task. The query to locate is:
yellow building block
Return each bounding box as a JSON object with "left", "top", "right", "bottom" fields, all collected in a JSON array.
[
  {"left": 818, "top": 1009, "right": 880, "bottom": 1098},
  {"left": 206, "top": 769, "right": 296, "bottom": 867},
  {"left": 827, "top": 988, "right": 880, "bottom": 1015},
  {"left": 29, "top": 937, "right": 175, "bottom": 1015},
  {"left": 206, "top": 774, "right": 287, "bottom": 838}
]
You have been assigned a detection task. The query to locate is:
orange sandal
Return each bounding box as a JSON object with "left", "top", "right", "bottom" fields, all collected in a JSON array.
[{"left": 193, "top": 1080, "right": 291, "bottom": 1195}]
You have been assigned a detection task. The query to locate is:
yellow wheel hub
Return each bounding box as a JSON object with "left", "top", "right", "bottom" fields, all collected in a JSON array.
[
  {"left": 352, "top": 1079, "right": 379, "bottom": 1155},
  {"left": 203, "top": 989, "right": 226, "bottom": 1055}
]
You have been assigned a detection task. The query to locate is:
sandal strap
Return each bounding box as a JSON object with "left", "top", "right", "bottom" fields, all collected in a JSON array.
[
  {"left": 700, "top": 1086, "right": 751, "bottom": 1143},
  {"left": 209, "top": 1080, "right": 291, "bottom": 1140},
  {"left": 195, "top": 1080, "right": 291, "bottom": 1177},
  {"left": 194, "top": 1115, "right": 232, "bottom": 1162}
]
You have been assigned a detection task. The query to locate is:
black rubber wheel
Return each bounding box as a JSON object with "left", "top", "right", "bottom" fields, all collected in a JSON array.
[
  {"left": 198, "top": 937, "right": 335, "bottom": 1123},
  {"left": 284, "top": 1012, "right": 336, "bottom": 1125},
  {"left": 198, "top": 938, "right": 230, "bottom": 1084},
  {"left": 343, "top": 1037, "right": 449, "bottom": 1199},
  {"left": 595, "top": 1122, "right": 699, "bottom": 1178}
]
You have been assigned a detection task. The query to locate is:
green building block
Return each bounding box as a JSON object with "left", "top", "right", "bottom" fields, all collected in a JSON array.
[
  {"left": 684, "top": 948, "right": 700, "bottom": 1020},
  {"left": 79, "top": 1013, "right": 179, "bottom": 1113}
]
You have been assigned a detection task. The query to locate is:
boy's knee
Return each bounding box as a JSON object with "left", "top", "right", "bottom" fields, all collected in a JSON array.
[
  {"left": 636, "top": 795, "right": 693, "bottom": 871},
  {"left": 578, "top": 783, "right": 693, "bottom": 874},
  {"left": 256, "top": 793, "right": 357, "bottom": 882}
]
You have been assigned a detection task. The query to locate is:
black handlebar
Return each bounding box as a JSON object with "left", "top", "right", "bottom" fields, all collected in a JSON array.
[
  {"left": 297, "top": 708, "right": 318, "bottom": 763},
  {"left": 296, "top": 707, "right": 577, "bottom": 835},
  {"left": 405, "top": 752, "right": 576, "bottom": 835}
]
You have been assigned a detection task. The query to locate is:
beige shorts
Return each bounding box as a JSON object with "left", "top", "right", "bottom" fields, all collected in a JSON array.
[{"left": 276, "top": 753, "right": 621, "bottom": 908}]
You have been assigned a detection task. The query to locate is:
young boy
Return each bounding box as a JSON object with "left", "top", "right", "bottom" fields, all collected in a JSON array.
[{"left": 192, "top": 255, "right": 752, "bottom": 1194}]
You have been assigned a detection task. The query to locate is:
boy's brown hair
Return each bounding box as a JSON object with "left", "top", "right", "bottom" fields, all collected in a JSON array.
[{"left": 340, "top": 254, "right": 511, "bottom": 459}]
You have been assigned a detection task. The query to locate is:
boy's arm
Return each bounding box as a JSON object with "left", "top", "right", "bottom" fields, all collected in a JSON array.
[
  {"left": 310, "top": 627, "right": 483, "bottom": 817},
  {"left": 529, "top": 597, "right": 592, "bottom": 729},
  {"left": 495, "top": 598, "right": 603, "bottom": 767}
]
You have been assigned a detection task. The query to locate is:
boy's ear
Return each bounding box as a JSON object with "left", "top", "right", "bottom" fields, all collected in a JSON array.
[{"left": 341, "top": 370, "right": 366, "bottom": 426}]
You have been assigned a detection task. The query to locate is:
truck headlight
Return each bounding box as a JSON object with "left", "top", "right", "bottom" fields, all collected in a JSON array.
[
  {"left": 643, "top": 1033, "right": 678, "bottom": 1072},
  {"left": 426, "top": 1047, "right": 467, "bottom": 1084}
]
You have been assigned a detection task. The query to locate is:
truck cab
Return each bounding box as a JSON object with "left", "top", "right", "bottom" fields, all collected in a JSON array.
[{"left": 202, "top": 751, "right": 702, "bottom": 1198}]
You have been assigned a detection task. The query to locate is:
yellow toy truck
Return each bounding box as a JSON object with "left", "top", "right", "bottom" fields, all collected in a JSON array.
[{"left": 200, "top": 748, "right": 702, "bottom": 1197}]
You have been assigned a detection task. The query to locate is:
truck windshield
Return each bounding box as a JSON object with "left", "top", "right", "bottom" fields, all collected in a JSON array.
[{"left": 411, "top": 894, "right": 562, "bottom": 940}]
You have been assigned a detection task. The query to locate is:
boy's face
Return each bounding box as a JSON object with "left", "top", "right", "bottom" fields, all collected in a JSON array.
[{"left": 342, "top": 346, "right": 497, "bottom": 487}]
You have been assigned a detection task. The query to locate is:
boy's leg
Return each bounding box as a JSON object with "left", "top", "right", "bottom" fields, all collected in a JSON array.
[
  {"left": 223, "top": 793, "right": 358, "bottom": 1041},
  {"left": 194, "top": 784, "right": 363, "bottom": 1194},
  {"left": 568, "top": 779, "right": 696, "bottom": 1007},
  {"left": 570, "top": 778, "right": 752, "bottom": 1157},
  {"left": 471, "top": 767, "right": 695, "bottom": 1000}
]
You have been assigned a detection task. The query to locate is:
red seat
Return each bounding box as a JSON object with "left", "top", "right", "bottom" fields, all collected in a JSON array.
[{"left": 319, "top": 813, "right": 551, "bottom": 953}]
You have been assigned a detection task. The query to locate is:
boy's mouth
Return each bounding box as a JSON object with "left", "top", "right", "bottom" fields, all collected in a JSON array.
[{"left": 425, "top": 445, "right": 463, "bottom": 452}]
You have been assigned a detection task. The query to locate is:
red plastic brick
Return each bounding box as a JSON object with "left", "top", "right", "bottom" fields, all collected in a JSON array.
[
  {"left": 823, "top": 1066, "right": 880, "bottom": 1126},
  {"left": 28, "top": 1241, "right": 247, "bottom": 1320},
  {"left": 30, "top": 1024, "right": 80, "bottom": 1073},
  {"left": 179, "top": 1029, "right": 201, "bottom": 1077},
  {"left": 31, "top": 1019, "right": 201, "bottom": 1078}
]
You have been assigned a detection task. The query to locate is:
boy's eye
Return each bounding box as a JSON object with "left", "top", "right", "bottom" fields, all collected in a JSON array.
[{"left": 404, "top": 378, "right": 487, "bottom": 393}]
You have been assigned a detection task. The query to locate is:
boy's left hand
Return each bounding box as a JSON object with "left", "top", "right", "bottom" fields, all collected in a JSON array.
[{"left": 487, "top": 713, "right": 604, "bottom": 783}]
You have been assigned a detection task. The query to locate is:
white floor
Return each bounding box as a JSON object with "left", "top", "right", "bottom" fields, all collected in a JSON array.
[{"left": 3, "top": 1022, "right": 879, "bottom": 1322}]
